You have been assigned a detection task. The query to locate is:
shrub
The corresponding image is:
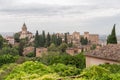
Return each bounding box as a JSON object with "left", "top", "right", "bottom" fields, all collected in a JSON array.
[{"left": 0, "top": 54, "right": 18, "bottom": 66}]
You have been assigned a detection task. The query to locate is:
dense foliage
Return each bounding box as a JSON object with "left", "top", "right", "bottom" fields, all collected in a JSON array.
[
  {"left": 34, "top": 52, "right": 85, "bottom": 69},
  {"left": 0, "top": 63, "right": 18, "bottom": 79},
  {"left": 0, "top": 35, "right": 4, "bottom": 49},
  {"left": 50, "top": 63, "right": 81, "bottom": 76},
  {"left": 34, "top": 30, "right": 67, "bottom": 48},
  {"left": 80, "top": 37, "right": 88, "bottom": 45},
  {"left": 14, "top": 33, "right": 20, "bottom": 42},
  {"left": 0, "top": 46, "right": 19, "bottom": 56},
  {"left": 0, "top": 61, "right": 120, "bottom": 80},
  {"left": 0, "top": 54, "right": 18, "bottom": 66},
  {"left": 4, "top": 61, "right": 81, "bottom": 80},
  {"left": 77, "top": 64, "right": 120, "bottom": 80}
]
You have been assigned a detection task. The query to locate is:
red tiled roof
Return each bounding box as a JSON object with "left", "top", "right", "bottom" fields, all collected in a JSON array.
[{"left": 85, "top": 44, "right": 120, "bottom": 62}]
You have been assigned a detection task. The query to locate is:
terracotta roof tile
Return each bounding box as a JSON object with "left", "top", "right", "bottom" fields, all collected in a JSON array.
[{"left": 85, "top": 44, "right": 120, "bottom": 62}]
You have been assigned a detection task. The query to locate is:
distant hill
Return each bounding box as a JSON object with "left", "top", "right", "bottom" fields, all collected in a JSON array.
[
  {"left": 99, "top": 35, "right": 107, "bottom": 42},
  {"left": 99, "top": 35, "right": 120, "bottom": 44}
]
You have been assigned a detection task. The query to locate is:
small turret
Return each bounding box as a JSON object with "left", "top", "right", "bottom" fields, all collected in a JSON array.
[{"left": 22, "top": 23, "right": 27, "bottom": 31}]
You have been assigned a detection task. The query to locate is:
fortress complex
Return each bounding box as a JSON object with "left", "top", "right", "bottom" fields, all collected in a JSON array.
[
  {"left": 56, "top": 31, "right": 99, "bottom": 46},
  {"left": 83, "top": 32, "right": 99, "bottom": 44}
]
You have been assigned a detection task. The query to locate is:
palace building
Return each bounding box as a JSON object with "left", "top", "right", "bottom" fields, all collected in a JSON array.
[{"left": 18, "top": 23, "right": 33, "bottom": 39}]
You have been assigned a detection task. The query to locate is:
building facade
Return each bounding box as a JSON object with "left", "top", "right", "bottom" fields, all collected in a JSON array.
[
  {"left": 5, "top": 36, "right": 15, "bottom": 45},
  {"left": 18, "top": 23, "right": 33, "bottom": 39},
  {"left": 55, "top": 31, "right": 99, "bottom": 46},
  {"left": 66, "top": 47, "right": 82, "bottom": 56},
  {"left": 36, "top": 47, "right": 48, "bottom": 57},
  {"left": 84, "top": 32, "right": 99, "bottom": 44}
]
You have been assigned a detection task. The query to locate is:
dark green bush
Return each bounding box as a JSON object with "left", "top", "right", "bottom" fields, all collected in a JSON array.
[{"left": 0, "top": 54, "right": 18, "bottom": 66}]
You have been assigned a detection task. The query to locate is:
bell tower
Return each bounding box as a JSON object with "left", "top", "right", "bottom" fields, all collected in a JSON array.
[{"left": 22, "top": 23, "right": 27, "bottom": 31}]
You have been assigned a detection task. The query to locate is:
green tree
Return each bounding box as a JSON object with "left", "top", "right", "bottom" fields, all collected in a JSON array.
[
  {"left": 42, "top": 30, "right": 46, "bottom": 46},
  {"left": 18, "top": 41, "right": 24, "bottom": 56},
  {"left": 0, "top": 35, "right": 4, "bottom": 49},
  {"left": 51, "top": 34, "right": 57, "bottom": 45},
  {"left": 48, "top": 43, "right": 58, "bottom": 51},
  {"left": 68, "top": 42, "right": 73, "bottom": 47},
  {"left": 26, "top": 52, "right": 34, "bottom": 57},
  {"left": 0, "top": 54, "right": 18, "bottom": 66},
  {"left": 80, "top": 37, "right": 88, "bottom": 45},
  {"left": 39, "top": 35, "right": 44, "bottom": 47},
  {"left": 34, "top": 30, "right": 39, "bottom": 47},
  {"left": 0, "top": 47, "right": 19, "bottom": 56},
  {"left": 57, "top": 36, "right": 62, "bottom": 46},
  {"left": 46, "top": 32, "right": 51, "bottom": 47},
  {"left": 107, "top": 24, "right": 117, "bottom": 44},
  {"left": 90, "top": 44, "right": 96, "bottom": 50},
  {"left": 14, "top": 33, "right": 20, "bottom": 42},
  {"left": 64, "top": 33, "right": 67, "bottom": 44},
  {"left": 59, "top": 43, "right": 68, "bottom": 52},
  {"left": 33, "top": 47, "right": 36, "bottom": 57}
]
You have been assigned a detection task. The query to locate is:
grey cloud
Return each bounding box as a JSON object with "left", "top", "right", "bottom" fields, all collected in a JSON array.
[
  {"left": 0, "top": 4, "right": 104, "bottom": 17},
  {"left": 0, "top": 0, "right": 120, "bottom": 34},
  {"left": 0, "top": 0, "right": 111, "bottom": 16}
]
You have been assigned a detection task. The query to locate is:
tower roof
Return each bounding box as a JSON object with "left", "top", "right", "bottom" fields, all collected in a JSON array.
[{"left": 22, "top": 23, "right": 27, "bottom": 31}]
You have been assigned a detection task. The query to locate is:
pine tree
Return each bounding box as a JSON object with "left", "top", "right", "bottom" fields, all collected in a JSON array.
[{"left": 107, "top": 24, "right": 117, "bottom": 44}]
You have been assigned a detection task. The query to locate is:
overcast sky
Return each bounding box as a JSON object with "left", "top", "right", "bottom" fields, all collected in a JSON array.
[{"left": 0, "top": 0, "right": 120, "bottom": 35}]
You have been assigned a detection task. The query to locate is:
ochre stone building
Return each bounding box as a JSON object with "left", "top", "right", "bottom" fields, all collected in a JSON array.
[
  {"left": 18, "top": 23, "right": 33, "bottom": 39},
  {"left": 23, "top": 47, "right": 47, "bottom": 57},
  {"left": 66, "top": 47, "right": 82, "bottom": 56},
  {"left": 36, "top": 47, "right": 48, "bottom": 57},
  {"left": 84, "top": 32, "right": 99, "bottom": 44},
  {"left": 5, "top": 36, "right": 15, "bottom": 45},
  {"left": 56, "top": 31, "right": 99, "bottom": 46}
]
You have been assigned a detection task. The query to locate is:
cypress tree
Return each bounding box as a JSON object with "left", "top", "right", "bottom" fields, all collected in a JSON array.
[
  {"left": 0, "top": 35, "right": 3, "bottom": 49},
  {"left": 107, "top": 24, "right": 117, "bottom": 44},
  {"left": 57, "top": 36, "right": 62, "bottom": 46},
  {"left": 34, "top": 30, "right": 39, "bottom": 47},
  {"left": 64, "top": 33, "right": 68, "bottom": 44},
  {"left": 42, "top": 30, "right": 46, "bottom": 46},
  {"left": 39, "top": 35, "right": 44, "bottom": 47},
  {"left": 46, "top": 32, "right": 51, "bottom": 47},
  {"left": 85, "top": 37, "right": 88, "bottom": 45},
  {"left": 33, "top": 46, "right": 36, "bottom": 57},
  {"left": 18, "top": 41, "right": 24, "bottom": 56},
  {"left": 51, "top": 34, "right": 57, "bottom": 45},
  {"left": 34, "top": 30, "right": 39, "bottom": 56}
]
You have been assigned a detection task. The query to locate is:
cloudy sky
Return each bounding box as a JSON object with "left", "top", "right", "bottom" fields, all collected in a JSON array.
[{"left": 0, "top": 0, "right": 120, "bottom": 35}]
